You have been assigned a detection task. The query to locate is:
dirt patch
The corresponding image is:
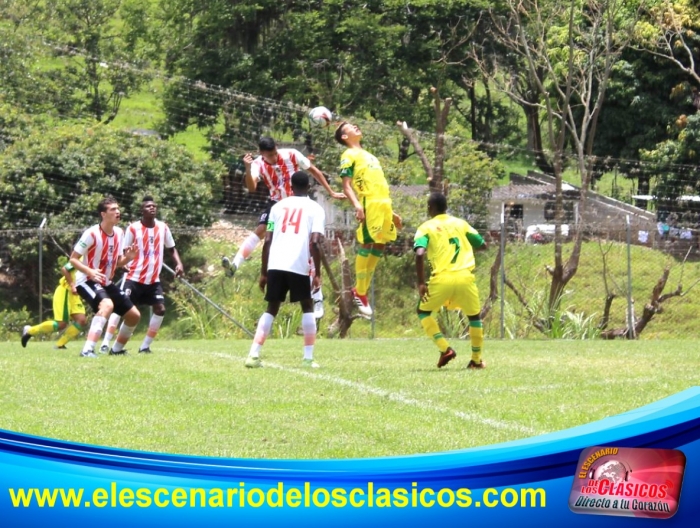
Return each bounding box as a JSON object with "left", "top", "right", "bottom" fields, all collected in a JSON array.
[{"left": 200, "top": 220, "right": 255, "bottom": 246}]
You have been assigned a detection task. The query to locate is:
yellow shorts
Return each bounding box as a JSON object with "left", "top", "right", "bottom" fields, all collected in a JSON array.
[
  {"left": 357, "top": 198, "right": 397, "bottom": 244},
  {"left": 52, "top": 285, "right": 86, "bottom": 322},
  {"left": 418, "top": 272, "right": 481, "bottom": 316}
]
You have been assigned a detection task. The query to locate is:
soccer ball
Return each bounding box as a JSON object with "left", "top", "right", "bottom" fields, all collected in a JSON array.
[{"left": 308, "top": 106, "right": 333, "bottom": 128}]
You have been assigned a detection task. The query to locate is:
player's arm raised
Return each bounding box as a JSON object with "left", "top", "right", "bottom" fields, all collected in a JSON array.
[{"left": 243, "top": 153, "right": 258, "bottom": 193}]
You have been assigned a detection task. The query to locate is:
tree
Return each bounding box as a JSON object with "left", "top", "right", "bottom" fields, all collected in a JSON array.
[
  {"left": 483, "top": 0, "right": 642, "bottom": 316},
  {"left": 0, "top": 114, "right": 223, "bottom": 297}
]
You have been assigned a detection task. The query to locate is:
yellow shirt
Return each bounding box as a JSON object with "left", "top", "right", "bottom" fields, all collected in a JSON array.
[
  {"left": 413, "top": 214, "right": 483, "bottom": 276},
  {"left": 338, "top": 148, "right": 390, "bottom": 201}
]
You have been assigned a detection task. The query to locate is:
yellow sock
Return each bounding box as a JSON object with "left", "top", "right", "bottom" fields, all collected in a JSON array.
[
  {"left": 355, "top": 248, "right": 370, "bottom": 295},
  {"left": 419, "top": 314, "right": 449, "bottom": 353},
  {"left": 469, "top": 320, "right": 484, "bottom": 363},
  {"left": 365, "top": 249, "right": 383, "bottom": 290},
  {"left": 55, "top": 322, "right": 82, "bottom": 347},
  {"left": 29, "top": 320, "right": 58, "bottom": 336}
]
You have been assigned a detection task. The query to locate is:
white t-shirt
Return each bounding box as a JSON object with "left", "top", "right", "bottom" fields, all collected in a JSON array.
[
  {"left": 266, "top": 196, "right": 325, "bottom": 275},
  {"left": 72, "top": 224, "right": 125, "bottom": 286},
  {"left": 250, "top": 149, "right": 312, "bottom": 202}
]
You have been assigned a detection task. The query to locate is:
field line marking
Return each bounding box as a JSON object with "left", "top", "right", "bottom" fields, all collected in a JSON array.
[{"left": 203, "top": 350, "right": 538, "bottom": 435}]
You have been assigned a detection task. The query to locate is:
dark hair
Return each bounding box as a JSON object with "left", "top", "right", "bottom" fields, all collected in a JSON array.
[
  {"left": 97, "top": 196, "right": 118, "bottom": 215},
  {"left": 291, "top": 171, "right": 310, "bottom": 190},
  {"left": 142, "top": 195, "right": 154, "bottom": 203},
  {"left": 334, "top": 121, "right": 348, "bottom": 146},
  {"left": 258, "top": 136, "right": 276, "bottom": 152},
  {"left": 428, "top": 192, "right": 448, "bottom": 214}
]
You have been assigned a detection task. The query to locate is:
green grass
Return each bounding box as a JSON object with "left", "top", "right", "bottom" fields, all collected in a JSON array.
[{"left": 2, "top": 339, "right": 698, "bottom": 459}]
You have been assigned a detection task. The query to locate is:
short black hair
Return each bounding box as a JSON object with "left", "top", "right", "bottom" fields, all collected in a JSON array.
[
  {"left": 291, "top": 171, "right": 310, "bottom": 190},
  {"left": 428, "top": 192, "right": 448, "bottom": 213},
  {"left": 142, "top": 195, "right": 154, "bottom": 203},
  {"left": 258, "top": 136, "right": 276, "bottom": 152},
  {"left": 97, "top": 196, "right": 118, "bottom": 215},
  {"left": 334, "top": 121, "right": 348, "bottom": 146}
]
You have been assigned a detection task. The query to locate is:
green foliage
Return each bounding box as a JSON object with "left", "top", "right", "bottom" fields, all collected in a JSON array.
[
  {"left": 0, "top": 306, "right": 33, "bottom": 340},
  {"left": 0, "top": 115, "right": 223, "bottom": 295}
]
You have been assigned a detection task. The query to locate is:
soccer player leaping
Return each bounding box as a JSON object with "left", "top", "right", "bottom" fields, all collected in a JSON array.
[
  {"left": 414, "top": 193, "right": 487, "bottom": 369},
  {"left": 222, "top": 137, "right": 344, "bottom": 319},
  {"left": 334, "top": 121, "right": 402, "bottom": 317}
]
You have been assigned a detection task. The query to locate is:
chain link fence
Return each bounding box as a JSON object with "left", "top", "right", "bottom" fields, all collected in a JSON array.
[{"left": 3, "top": 192, "right": 700, "bottom": 342}]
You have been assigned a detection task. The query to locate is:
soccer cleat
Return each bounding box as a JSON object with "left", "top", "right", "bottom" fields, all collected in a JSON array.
[
  {"left": 109, "top": 348, "right": 128, "bottom": 356},
  {"left": 221, "top": 256, "right": 237, "bottom": 278},
  {"left": 245, "top": 356, "right": 262, "bottom": 368},
  {"left": 80, "top": 350, "right": 97, "bottom": 358},
  {"left": 53, "top": 345, "right": 67, "bottom": 350},
  {"left": 466, "top": 359, "right": 486, "bottom": 370},
  {"left": 21, "top": 325, "right": 32, "bottom": 348},
  {"left": 351, "top": 288, "right": 373, "bottom": 317},
  {"left": 437, "top": 347, "right": 457, "bottom": 368},
  {"left": 138, "top": 347, "right": 152, "bottom": 354},
  {"left": 301, "top": 359, "right": 320, "bottom": 368},
  {"left": 99, "top": 344, "right": 110, "bottom": 354},
  {"left": 313, "top": 299, "right": 325, "bottom": 319}
]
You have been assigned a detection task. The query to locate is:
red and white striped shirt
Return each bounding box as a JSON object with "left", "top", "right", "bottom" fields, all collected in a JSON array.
[
  {"left": 73, "top": 225, "right": 125, "bottom": 286},
  {"left": 123, "top": 220, "right": 176, "bottom": 285},
  {"left": 250, "top": 148, "right": 312, "bottom": 202}
]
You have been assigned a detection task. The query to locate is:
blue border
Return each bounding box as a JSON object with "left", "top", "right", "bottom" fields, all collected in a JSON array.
[{"left": 2, "top": 387, "right": 699, "bottom": 526}]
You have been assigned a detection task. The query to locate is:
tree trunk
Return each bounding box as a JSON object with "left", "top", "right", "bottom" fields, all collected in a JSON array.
[{"left": 324, "top": 239, "right": 360, "bottom": 338}]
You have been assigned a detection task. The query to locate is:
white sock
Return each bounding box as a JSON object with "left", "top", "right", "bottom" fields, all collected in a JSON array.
[
  {"left": 301, "top": 313, "right": 316, "bottom": 359},
  {"left": 102, "top": 313, "right": 121, "bottom": 347},
  {"left": 140, "top": 314, "right": 164, "bottom": 350},
  {"left": 83, "top": 315, "right": 107, "bottom": 353},
  {"left": 233, "top": 233, "right": 261, "bottom": 268},
  {"left": 111, "top": 324, "right": 136, "bottom": 352},
  {"left": 249, "top": 312, "right": 274, "bottom": 358}
]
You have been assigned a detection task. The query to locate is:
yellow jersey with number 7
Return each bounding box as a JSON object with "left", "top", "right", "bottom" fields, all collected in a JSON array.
[{"left": 413, "top": 214, "right": 483, "bottom": 275}]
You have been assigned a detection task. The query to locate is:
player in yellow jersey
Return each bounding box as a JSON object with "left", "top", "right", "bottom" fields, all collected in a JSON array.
[
  {"left": 334, "top": 121, "right": 402, "bottom": 316},
  {"left": 21, "top": 257, "right": 87, "bottom": 349},
  {"left": 414, "top": 193, "right": 487, "bottom": 369}
]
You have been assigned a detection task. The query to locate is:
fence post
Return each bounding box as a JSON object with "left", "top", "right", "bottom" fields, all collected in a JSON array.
[
  {"left": 38, "top": 218, "right": 47, "bottom": 323},
  {"left": 500, "top": 203, "right": 506, "bottom": 339},
  {"left": 626, "top": 215, "right": 636, "bottom": 339}
]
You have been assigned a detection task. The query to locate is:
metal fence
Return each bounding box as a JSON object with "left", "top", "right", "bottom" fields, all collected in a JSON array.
[{"left": 2, "top": 207, "right": 700, "bottom": 341}]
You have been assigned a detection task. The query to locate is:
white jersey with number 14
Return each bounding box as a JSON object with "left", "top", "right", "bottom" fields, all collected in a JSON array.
[{"left": 266, "top": 196, "right": 325, "bottom": 275}]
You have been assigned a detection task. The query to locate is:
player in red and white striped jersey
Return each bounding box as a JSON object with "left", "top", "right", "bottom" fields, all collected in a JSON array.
[
  {"left": 101, "top": 196, "right": 184, "bottom": 354},
  {"left": 69, "top": 196, "right": 140, "bottom": 358},
  {"left": 222, "top": 137, "right": 345, "bottom": 320}
]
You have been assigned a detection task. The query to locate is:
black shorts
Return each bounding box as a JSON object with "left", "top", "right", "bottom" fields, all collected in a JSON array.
[
  {"left": 265, "top": 270, "right": 311, "bottom": 303},
  {"left": 77, "top": 281, "right": 135, "bottom": 317},
  {"left": 123, "top": 280, "right": 165, "bottom": 306},
  {"left": 258, "top": 200, "right": 277, "bottom": 225}
]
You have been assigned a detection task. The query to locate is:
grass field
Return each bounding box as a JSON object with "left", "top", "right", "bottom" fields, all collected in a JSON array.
[{"left": 2, "top": 338, "right": 698, "bottom": 460}]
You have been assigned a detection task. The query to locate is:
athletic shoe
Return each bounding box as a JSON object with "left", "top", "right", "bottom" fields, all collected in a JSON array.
[
  {"left": 437, "top": 347, "right": 457, "bottom": 368},
  {"left": 351, "top": 288, "right": 373, "bottom": 317},
  {"left": 80, "top": 350, "right": 97, "bottom": 358},
  {"left": 245, "top": 356, "right": 262, "bottom": 368},
  {"left": 221, "top": 256, "right": 237, "bottom": 278},
  {"left": 138, "top": 347, "right": 152, "bottom": 354},
  {"left": 301, "top": 359, "right": 320, "bottom": 368},
  {"left": 313, "top": 299, "right": 325, "bottom": 319},
  {"left": 53, "top": 345, "right": 67, "bottom": 350},
  {"left": 21, "top": 325, "right": 32, "bottom": 348},
  {"left": 99, "top": 344, "right": 110, "bottom": 354},
  {"left": 109, "top": 348, "right": 128, "bottom": 356},
  {"left": 466, "top": 359, "right": 486, "bottom": 370}
]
